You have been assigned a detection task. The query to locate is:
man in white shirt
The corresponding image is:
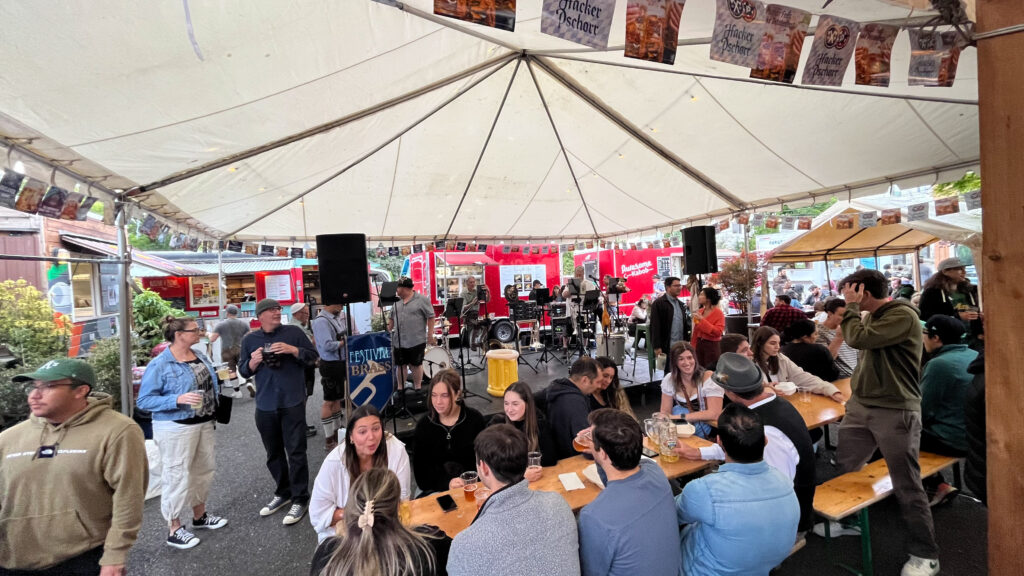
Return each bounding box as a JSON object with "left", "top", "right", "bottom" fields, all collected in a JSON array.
[{"left": 674, "top": 353, "right": 816, "bottom": 541}]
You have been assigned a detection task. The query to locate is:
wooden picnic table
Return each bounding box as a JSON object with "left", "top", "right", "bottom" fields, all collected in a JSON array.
[
  {"left": 407, "top": 435, "right": 714, "bottom": 538},
  {"left": 779, "top": 378, "right": 851, "bottom": 430}
]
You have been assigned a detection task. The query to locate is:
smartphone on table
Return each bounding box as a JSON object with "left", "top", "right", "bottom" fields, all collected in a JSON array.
[{"left": 436, "top": 494, "right": 458, "bottom": 513}]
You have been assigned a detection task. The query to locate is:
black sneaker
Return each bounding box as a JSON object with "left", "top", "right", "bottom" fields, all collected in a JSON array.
[
  {"left": 192, "top": 513, "right": 228, "bottom": 530},
  {"left": 167, "top": 527, "right": 200, "bottom": 549},
  {"left": 282, "top": 503, "right": 307, "bottom": 526},
  {"left": 259, "top": 496, "right": 291, "bottom": 517}
]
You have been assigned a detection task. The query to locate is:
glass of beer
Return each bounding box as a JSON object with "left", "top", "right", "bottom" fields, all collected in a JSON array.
[
  {"left": 461, "top": 471, "right": 479, "bottom": 502},
  {"left": 658, "top": 420, "right": 679, "bottom": 462},
  {"left": 527, "top": 451, "right": 542, "bottom": 471},
  {"left": 216, "top": 364, "right": 230, "bottom": 382},
  {"left": 191, "top": 391, "right": 204, "bottom": 411},
  {"left": 572, "top": 429, "right": 593, "bottom": 453}
]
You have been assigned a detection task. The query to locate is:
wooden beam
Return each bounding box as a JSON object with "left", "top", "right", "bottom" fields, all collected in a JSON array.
[{"left": 977, "top": 2, "right": 1024, "bottom": 575}]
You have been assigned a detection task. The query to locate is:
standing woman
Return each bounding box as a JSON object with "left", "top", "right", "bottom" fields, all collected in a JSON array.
[
  {"left": 658, "top": 342, "right": 722, "bottom": 439},
  {"left": 488, "top": 381, "right": 557, "bottom": 479},
  {"left": 309, "top": 405, "right": 411, "bottom": 543},
  {"left": 413, "top": 369, "right": 487, "bottom": 494},
  {"left": 591, "top": 356, "right": 636, "bottom": 419},
  {"left": 691, "top": 287, "right": 725, "bottom": 368},
  {"left": 750, "top": 326, "right": 844, "bottom": 402},
  {"left": 310, "top": 468, "right": 450, "bottom": 576},
  {"left": 137, "top": 315, "right": 227, "bottom": 550},
  {"left": 918, "top": 257, "right": 982, "bottom": 343}
]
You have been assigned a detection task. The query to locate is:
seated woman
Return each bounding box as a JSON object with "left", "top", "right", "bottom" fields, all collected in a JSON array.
[
  {"left": 310, "top": 468, "right": 450, "bottom": 576},
  {"left": 690, "top": 287, "right": 725, "bottom": 369},
  {"left": 751, "top": 326, "right": 844, "bottom": 402},
  {"left": 488, "top": 381, "right": 558, "bottom": 479},
  {"left": 659, "top": 342, "right": 722, "bottom": 438},
  {"left": 309, "top": 405, "right": 410, "bottom": 543},
  {"left": 413, "top": 369, "right": 487, "bottom": 494},
  {"left": 781, "top": 319, "right": 839, "bottom": 383},
  {"left": 590, "top": 356, "right": 636, "bottom": 419},
  {"left": 627, "top": 298, "right": 649, "bottom": 349}
]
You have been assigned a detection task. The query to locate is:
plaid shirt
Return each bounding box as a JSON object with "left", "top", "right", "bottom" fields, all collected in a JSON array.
[{"left": 760, "top": 304, "right": 808, "bottom": 334}]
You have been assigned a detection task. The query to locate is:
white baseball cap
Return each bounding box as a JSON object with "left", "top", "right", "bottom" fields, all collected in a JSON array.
[{"left": 289, "top": 302, "right": 308, "bottom": 315}]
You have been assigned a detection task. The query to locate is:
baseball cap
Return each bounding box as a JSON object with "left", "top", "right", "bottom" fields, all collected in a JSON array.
[
  {"left": 225, "top": 304, "right": 239, "bottom": 315},
  {"left": 14, "top": 358, "right": 96, "bottom": 387},
  {"left": 937, "top": 257, "right": 965, "bottom": 271},
  {"left": 255, "top": 298, "right": 282, "bottom": 316},
  {"left": 289, "top": 302, "right": 308, "bottom": 315},
  {"left": 923, "top": 315, "right": 967, "bottom": 344}
]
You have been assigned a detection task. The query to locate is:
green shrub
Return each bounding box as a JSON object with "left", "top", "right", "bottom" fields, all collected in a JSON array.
[
  {"left": 0, "top": 280, "right": 69, "bottom": 367},
  {"left": 132, "top": 288, "right": 186, "bottom": 349},
  {"left": 86, "top": 336, "right": 148, "bottom": 412},
  {"left": 0, "top": 366, "right": 29, "bottom": 429}
]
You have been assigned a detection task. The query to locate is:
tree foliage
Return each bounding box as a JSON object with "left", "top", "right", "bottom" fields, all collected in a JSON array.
[
  {"left": 716, "top": 252, "right": 768, "bottom": 314},
  {"left": 0, "top": 280, "right": 69, "bottom": 367},
  {"left": 931, "top": 171, "right": 980, "bottom": 198},
  {"left": 132, "top": 288, "right": 187, "bottom": 349}
]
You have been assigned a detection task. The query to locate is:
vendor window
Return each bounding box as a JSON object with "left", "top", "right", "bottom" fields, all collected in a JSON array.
[{"left": 71, "top": 262, "right": 96, "bottom": 320}]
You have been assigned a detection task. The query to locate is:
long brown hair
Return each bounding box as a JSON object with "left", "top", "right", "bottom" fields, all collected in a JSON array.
[
  {"left": 319, "top": 468, "right": 435, "bottom": 576},
  {"left": 751, "top": 326, "right": 781, "bottom": 376},
  {"left": 595, "top": 356, "right": 635, "bottom": 418},
  {"left": 923, "top": 268, "right": 972, "bottom": 295},
  {"left": 496, "top": 381, "right": 540, "bottom": 452},
  {"left": 343, "top": 405, "right": 389, "bottom": 486},
  {"left": 427, "top": 369, "right": 463, "bottom": 420},
  {"left": 667, "top": 342, "right": 705, "bottom": 412}
]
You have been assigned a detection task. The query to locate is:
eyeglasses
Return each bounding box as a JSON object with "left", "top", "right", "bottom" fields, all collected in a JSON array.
[
  {"left": 23, "top": 382, "right": 76, "bottom": 395},
  {"left": 178, "top": 328, "right": 201, "bottom": 333}
]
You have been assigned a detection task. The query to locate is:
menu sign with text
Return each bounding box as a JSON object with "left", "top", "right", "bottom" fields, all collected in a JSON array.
[
  {"left": 542, "top": 0, "right": 615, "bottom": 49},
  {"left": 908, "top": 30, "right": 963, "bottom": 87},
  {"left": 0, "top": 171, "right": 25, "bottom": 209},
  {"left": 625, "top": 0, "right": 686, "bottom": 65},
  {"left": 803, "top": 15, "right": 859, "bottom": 86},
  {"left": 750, "top": 4, "right": 810, "bottom": 84},
  {"left": 710, "top": 0, "right": 765, "bottom": 69}
]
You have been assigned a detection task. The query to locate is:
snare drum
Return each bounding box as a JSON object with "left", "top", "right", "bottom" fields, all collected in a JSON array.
[{"left": 422, "top": 346, "right": 454, "bottom": 378}]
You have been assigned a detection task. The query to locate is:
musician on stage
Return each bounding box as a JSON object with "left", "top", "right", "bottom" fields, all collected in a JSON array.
[
  {"left": 562, "top": 266, "right": 598, "bottom": 348},
  {"left": 459, "top": 276, "right": 487, "bottom": 351}
]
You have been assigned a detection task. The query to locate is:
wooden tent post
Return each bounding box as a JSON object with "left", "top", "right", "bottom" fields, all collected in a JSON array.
[{"left": 977, "top": 2, "right": 1024, "bottom": 575}]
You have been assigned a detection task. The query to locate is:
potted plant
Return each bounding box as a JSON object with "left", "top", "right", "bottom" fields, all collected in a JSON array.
[{"left": 717, "top": 252, "right": 765, "bottom": 335}]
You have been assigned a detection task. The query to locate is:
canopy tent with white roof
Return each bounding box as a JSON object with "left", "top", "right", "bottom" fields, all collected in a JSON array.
[{"left": 0, "top": 0, "right": 979, "bottom": 245}]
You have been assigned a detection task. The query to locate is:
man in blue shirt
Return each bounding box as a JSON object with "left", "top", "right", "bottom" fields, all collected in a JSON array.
[
  {"left": 311, "top": 303, "right": 354, "bottom": 451},
  {"left": 239, "top": 299, "right": 319, "bottom": 527},
  {"left": 578, "top": 409, "right": 680, "bottom": 576},
  {"left": 676, "top": 403, "right": 799, "bottom": 576}
]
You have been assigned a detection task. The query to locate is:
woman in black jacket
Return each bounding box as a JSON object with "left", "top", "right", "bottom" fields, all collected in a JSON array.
[
  {"left": 412, "top": 369, "right": 486, "bottom": 494},
  {"left": 488, "top": 382, "right": 558, "bottom": 478},
  {"left": 919, "top": 257, "right": 981, "bottom": 342}
]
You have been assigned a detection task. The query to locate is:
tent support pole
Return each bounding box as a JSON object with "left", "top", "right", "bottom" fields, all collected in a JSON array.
[
  {"left": 913, "top": 249, "right": 923, "bottom": 290},
  {"left": 115, "top": 196, "right": 134, "bottom": 417},
  {"left": 824, "top": 255, "right": 832, "bottom": 293}
]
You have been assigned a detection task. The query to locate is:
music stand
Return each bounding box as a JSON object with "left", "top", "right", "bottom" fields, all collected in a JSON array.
[
  {"left": 441, "top": 297, "right": 483, "bottom": 401},
  {"left": 532, "top": 288, "right": 563, "bottom": 366},
  {"left": 377, "top": 282, "right": 411, "bottom": 432}
]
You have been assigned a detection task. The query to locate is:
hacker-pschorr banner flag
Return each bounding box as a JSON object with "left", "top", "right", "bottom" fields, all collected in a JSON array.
[
  {"left": 710, "top": 0, "right": 765, "bottom": 69},
  {"left": 802, "top": 15, "right": 860, "bottom": 86},
  {"left": 541, "top": 0, "right": 615, "bottom": 49},
  {"left": 347, "top": 332, "right": 395, "bottom": 412}
]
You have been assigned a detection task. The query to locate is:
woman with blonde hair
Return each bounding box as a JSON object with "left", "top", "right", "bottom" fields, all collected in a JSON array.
[{"left": 310, "top": 468, "right": 450, "bottom": 576}]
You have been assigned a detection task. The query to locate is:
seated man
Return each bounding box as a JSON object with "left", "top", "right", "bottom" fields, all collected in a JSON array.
[
  {"left": 676, "top": 403, "right": 800, "bottom": 576},
  {"left": 814, "top": 298, "right": 858, "bottom": 378},
  {"left": 760, "top": 294, "right": 806, "bottom": 334},
  {"left": 719, "top": 334, "right": 753, "bottom": 360},
  {"left": 578, "top": 409, "right": 680, "bottom": 576},
  {"left": 545, "top": 356, "right": 600, "bottom": 459},
  {"left": 920, "top": 314, "right": 978, "bottom": 505},
  {"left": 782, "top": 319, "right": 839, "bottom": 382},
  {"left": 448, "top": 425, "right": 579, "bottom": 576}
]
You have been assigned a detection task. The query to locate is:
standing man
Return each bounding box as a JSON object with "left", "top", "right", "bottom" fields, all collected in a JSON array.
[
  {"left": 562, "top": 266, "right": 599, "bottom": 349},
  {"left": 311, "top": 302, "right": 353, "bottom": 451},
  {"left": 388, "top": 277, "right": 435, "bottom": 390},
  {"left": 578, "top": 409, "right": 680, "bottom": 576},
  {"left": 209, "top": 304, "right": 251, "bottom": 397},
  {"left": 838, "top": 269, "right": 940, "bottom": 576},
  {"left": 649, "top": 276, "right": 687, "bottom": 361},
  {"left": 447, "top": 425, "right": 579, "bottom": 576},
  {"left": 239, "top": 298, "right": 319, "bottom": 526},
  {"left": 289, "top": 302, "right": 318, "bottom": 439},
  {"left": 459, "top": 276, "right": 486, "bottom": 351},
  {"left": 815, "top": 298, "right": 859, "bottom": 378},
  {"left": 0, "top": 359, "right": 147, "bottom": 575},
  {"left": 772, "top": 267, "right": 789, "bottom": 299},
  {"left": 545, "top": 356, "right": 601, "bottom": 459}
]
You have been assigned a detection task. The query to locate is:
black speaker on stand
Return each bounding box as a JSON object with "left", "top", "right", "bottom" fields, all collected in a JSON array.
[{"left": 682, "top": 226, "right": 718, "bottom": 275}]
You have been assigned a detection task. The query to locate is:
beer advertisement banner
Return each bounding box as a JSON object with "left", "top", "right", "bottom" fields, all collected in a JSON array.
[
  {"left": 710, "top": 0, "right": 765, "bottom": 69},
  {"left": 346, "top": 332, "right": 394, "bottom": 412},
  {"left": 880, "top": 208, "right": 902, "bottom": 225},
  {"left": 625, "top": 0, "right": 686, "bottom": 65},
  {"left": 541, "top": 0, "right": 615, "bottom": 49},
  {"left": 14, "top": 178, "right": 47, "bottom": 214},
  {"left": 750, "top": 4, "right": 810, "bottom": 84},
  {"left": 670, "top": 236, "right": 681, "bottom": 246},
  {"left": 412, "top": 244, "right": 423, "bottom": 254},
  {"left": 456, "top": 241, "right": 467, "bottom": 251},
  {"left": 58, "top": 192, "right": 85, "bottom": 220},
  {"left": 188, "top": 236, "right": 200, "bottom": 251},
  {"left": 76, "top": 197, "right": 98, "bottom": 221},
  {"left": 750, "top": 212, "right": 765, "bottom": 226},
  {"left": 434, "top": 0, "right": 516, "bottom": 32},
  {"left": 290, "top": 247, "right": 304, "bottom": 258},
  {"left": 260, "top": 244, "right": 275, "bottom": 256},
  {"left": 934, "top": 196, "right": 960, "bottom": 216},
  {"left": 908, "top": 30, "right": 962, "bottom": 87},
  {"left": 0, "top": 170, "right": 25, "bottom": 209},
  {"left": 854, "top": 23, "right": 898, "bottom": 87},
  {"left": 477, "top": 243, "right": 488, "bottom": 252},
  {"left": 797, "top": 216, "right": 812, "bottom": 230},
  {"left": 227, "top": 240, "right": 244, "bottom": 252},
  {"left": 858, "top": 211, "right": 878, "bottom": 228},
  {"left": 834, "top": 214, "right": 854, "bottom": 229},
  {"left": 780, "top": 216, "right": 795, "bottom": 230},
  {"left": 907, "top": 202, "right": 929, "bottom": 221},
  {"left": 802, "top": 15, "right": 859, "bottom": 86},
  {"left": 964, "top": 190, "right": 982, "bottom": 211}
]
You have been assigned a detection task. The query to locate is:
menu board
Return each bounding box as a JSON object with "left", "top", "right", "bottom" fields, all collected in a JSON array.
[
  {"left": 188, "top": 275, "right": 221, "bottom": 308},
  {"left": 264, "top": 273, "right": 293, "bottom": 301},
  {"left": 500, "top": 265, "right": 546, "bottom": 297}
]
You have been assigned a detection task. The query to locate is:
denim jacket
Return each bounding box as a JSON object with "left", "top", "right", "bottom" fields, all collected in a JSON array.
[
  {"left": 137, "top": 347, "right": 221, "bottom": 421},
  {"left": 676, "top": 460, "right": 799, "bottom": 576}
]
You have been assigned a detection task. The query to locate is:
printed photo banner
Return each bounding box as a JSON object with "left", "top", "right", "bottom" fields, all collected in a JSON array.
[
  {"left": 0, "top": 171, "right": 25, "bottom": 208},
  {"left": 803, "top": 15, "right": 859, "bottom": 86},
  {"left": 797, "top": 216, "right": 812, "bottom": 230},
  {"left": 434, "top": 0, "right": 516, "bottom": 32},
  {"left": 58, "top": 192, "right": 84, "bottom": 220},
  {"left": 750, "top": 4, "right": 810, "bottom": 84},
  {"left": 14, "top": 178, "right": 47, "bottom": 214},
  {"left": 964, "top": 189, "right": 982, "bottom": 211},
  {"left": 716, "top": 219, "right": 731, "bottom": 232},
  {"left": 736, "top": 213, "right": 750, "bottom": 225},
  {"left": 834, "top": 214, "right": 854, "bottom": 229},
  {"left": 75, "top": 197, "right": 98, "bottom": 221},
  {"left": 880, "top": 208, "right": 902, "bottom": 225},
  {"left": 671, "top": 236, "right": 682, "bottom": 246},
  {"left": 244, "top": 244, "right": 258, "bottom": 255},
  {"left": 855, "top": 23, "right": 899, "bottom": 87},
  {"left": 541, "top": 0, "right": 615, "bottom": 49},
  {"left": 763, "top": 216, "right": 780, "bottom": 229},
  {"left": 750, "top": 212, "right": 766, "bottom": 226},
  {"left": 907, "top": 202, "right": 929, "bottom": 221},
  {"left": 710, "top": 0, "right": 765, "bottom": 69},
  {"left": 260, "top": 244, "right": 275, "bottom": 256},
  {"left": 625, "top": 0, "right": 686, "bottom": 65},
  {"left": 227, "top": 240, "right": 244, "bottom": 252},
  {"left": 908, "top": 30, "right": 963, "bottom": 87},
  {"left": 934, "top": 196, "right": 960, "bottom": 216},
  {"left": 780, "top": 215, "right": 796, "bottom": 230}
]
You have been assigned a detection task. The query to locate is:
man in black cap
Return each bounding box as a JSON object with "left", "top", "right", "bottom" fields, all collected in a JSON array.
[
  {"left": 387, "top": 277, "right": 435, "bottom": 390},
  {"left": 239, "top": 298, "right": 319, "bottom": 526},
  {"left": 674, "top": 352, "right": 815, "bottom": 546}
]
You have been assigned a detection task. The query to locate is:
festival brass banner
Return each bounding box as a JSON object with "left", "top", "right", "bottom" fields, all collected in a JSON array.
[{"left": 0, "top": 170, "right": 25, "bottom": 209}]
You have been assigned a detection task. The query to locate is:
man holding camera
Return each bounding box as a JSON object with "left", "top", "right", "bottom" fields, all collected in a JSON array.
[{"left": 239, "top": 299, "right": 319, "bottom": 526}]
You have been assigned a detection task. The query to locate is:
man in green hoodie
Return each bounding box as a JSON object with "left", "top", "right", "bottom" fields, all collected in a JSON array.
[
  {"left": 838, "top": 269, "right": 939, "bottom": 576},
  {"left": 0, "top": 359, "right": 148, "bottom": 576}
]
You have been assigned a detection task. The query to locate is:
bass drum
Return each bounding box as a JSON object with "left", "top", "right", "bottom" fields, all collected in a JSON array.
[
  {"left": 422, "top": 346, "right": 454, "bottom": 378},
  {"left": 489, "top": 318, "right": 518, "bottom": 344}
]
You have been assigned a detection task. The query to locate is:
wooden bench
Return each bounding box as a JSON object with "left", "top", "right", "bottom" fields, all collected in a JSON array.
[{"left": 812, "top": 452, "right": 961, "bottom": 576}]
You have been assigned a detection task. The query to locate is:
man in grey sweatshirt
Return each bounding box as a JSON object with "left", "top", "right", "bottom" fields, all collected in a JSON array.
[{"left": 448, "top": 425, "right": 580, "bottom": 576}]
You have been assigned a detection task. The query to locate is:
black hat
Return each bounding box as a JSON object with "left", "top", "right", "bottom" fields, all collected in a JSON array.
[
  {"left": 924, "top": 315, "right": 966, "bottom": 344},
  {"left": 711, "top": 353, "right": 765, "bottom": 395}
]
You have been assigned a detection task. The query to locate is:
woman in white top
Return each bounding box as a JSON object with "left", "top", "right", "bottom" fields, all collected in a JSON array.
[
  {"left": 750, "top": 326, "right": 845, "bottom": 402},
  {"left": 310, "top": 404, "right": 410, "bottom": 543},
  {"left": 658, "top": 341, "right": 722, "bottom": 438},
  {"left": 628, "top": 298, "right": 649, "bottom": 349}
]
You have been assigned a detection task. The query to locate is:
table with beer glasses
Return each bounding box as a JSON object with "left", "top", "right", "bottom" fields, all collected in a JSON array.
[
  {"left": 779, "top": 378, "right": 852, "bottom": 430},
  {"left": 406, "top": 435, "right": 715, "bottom": 538}
]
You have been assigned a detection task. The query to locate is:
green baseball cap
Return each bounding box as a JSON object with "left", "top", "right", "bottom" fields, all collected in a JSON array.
[{"left": 13, "top": 358, "right": 96, "bottom": 387}]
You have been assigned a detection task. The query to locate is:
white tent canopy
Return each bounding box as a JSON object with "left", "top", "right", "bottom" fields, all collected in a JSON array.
[{"left": 0, "top": 0, "right": 979, "bottom": 242}]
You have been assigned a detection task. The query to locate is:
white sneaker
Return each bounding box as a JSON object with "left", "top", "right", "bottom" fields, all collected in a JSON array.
[
  {"left": 812, "top": 521, "right": 861, "bottom": 538},
  {"left": 901, "top": 555, "right": 940, "bottom": 576},
  {"left": 282, "top": 503, "right": 307, "bottom": 526}
]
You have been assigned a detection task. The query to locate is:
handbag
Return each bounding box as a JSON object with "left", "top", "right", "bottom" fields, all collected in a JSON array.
[{"left": 215, "top": 394, "right": 233, "bottom": 425}]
